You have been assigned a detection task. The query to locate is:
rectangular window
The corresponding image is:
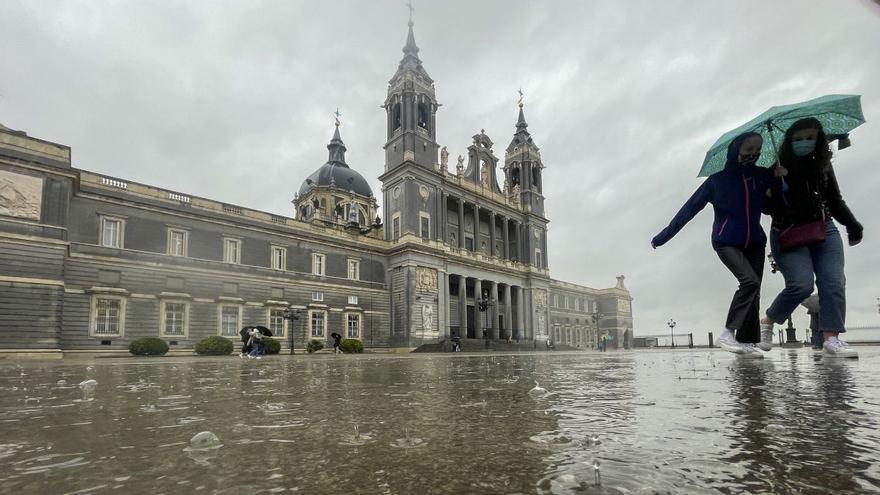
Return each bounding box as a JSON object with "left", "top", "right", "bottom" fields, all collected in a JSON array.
[
  {"left": 348, "top": 295, "right": 358, "bottom": 305},
  {"left": 310, "top": 311, "right": 326, "bottom": 337},
  {"left": 312, "top": 291, "right": 324, "bottom": 302},
  {"left": 91, "top": 296, "right": 124, "bottom": 336},
  {"left": 100, "top": 217, "right": 123, "bottom": 248},
  {"left": 167, "top": 228, "right": 188, "bottom": 256},
  {"left": 465, "top": 237, "right": 474, "bottom": 251},
  {"left": 313, "top": 253, "right": 325, "bottom": 276},
  {"left": 223, "top": 238, "right": 241, "bottom": 264},
  {"left": 268, "top": 308, "right": 286, "bottom": 337},
  {"left": 271, "top": 246, "right": 286, "bottom": 270},
  {"left": 346, "top": 313, "right": 360, "bottom": 339},
  {"left": 219, "top": 305, "right": 240, "bottom": 337},
  {"left": 535, "top": 249, "right": 543, "bottom": 269},
  {"left": 419, "top": 213, "right": 430, "bottom": 239},
  {"left": 161, "top": 302, "right": 188, "bottom": 337},
  {"left": 391, "top": 213, "right": 401, "bottom": 239},
  {"left": 347, "top": 259, "right": 360, "bottom": 280}
]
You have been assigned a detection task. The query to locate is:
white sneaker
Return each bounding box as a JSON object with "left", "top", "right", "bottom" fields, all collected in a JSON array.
[
  {"left": 823, "top": 336, "right": 858, "bottom": 358},
  {"left": 738, "top": 343, "right": 764, "bottom": 359},
  {"left": 717, "top": 330, "right": 746, "bottom": 354},
  {"left": 757, "top": 323, "right": 773, "bottom": 351}
]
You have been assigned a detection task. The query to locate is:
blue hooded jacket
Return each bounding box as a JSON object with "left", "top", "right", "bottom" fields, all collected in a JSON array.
[{"left": 652, "top": 133, "right": 774, "bottom": 250}]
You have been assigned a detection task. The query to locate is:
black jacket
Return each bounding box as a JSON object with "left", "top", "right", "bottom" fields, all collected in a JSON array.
[{"left": 766, "top": 159, "right": 862, "bottom": 242}]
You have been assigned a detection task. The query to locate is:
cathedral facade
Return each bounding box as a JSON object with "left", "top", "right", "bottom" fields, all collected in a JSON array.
[{"left": 0, "top": 21, "right": 632, "bottom": 356}]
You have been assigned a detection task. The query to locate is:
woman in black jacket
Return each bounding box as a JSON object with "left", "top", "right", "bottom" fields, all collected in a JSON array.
[{"left": 761, "top": 118, "right": 863, "bottom": 358}]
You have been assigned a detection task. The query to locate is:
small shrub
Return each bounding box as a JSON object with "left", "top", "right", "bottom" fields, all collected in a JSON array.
[
  {"left": 128, "top": 337, "right": 169, "bottom": 356},
  {"left": 262, "top": 337, "right": 281, "bottom": 355},
  {"left": 194, "top": 336, "right": 234, "bottom": 356},
  {"left": 306, "top": 339, "right": 324, "bottom": 354},
  {"left": 340, "top": 339, "right": 363, "bottom": 354}
]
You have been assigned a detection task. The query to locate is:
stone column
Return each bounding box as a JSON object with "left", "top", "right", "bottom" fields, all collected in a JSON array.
[
  {"left": 502, "top": 217, "right": 509, "bottom": 260},
  {"left": 474, "top": 279, "right": 483, "bottom": 338},
  {"left": 489, "top": 281, "right": 499, "bottom": 339},
  {"left": 474, "top": 204, "right": 481, "bottom": 253},
  {"left": 458, "top": 275, "right": 467, "bottom": 339},
  {"left": 439, "top": 192, "right": 446, "bottom": 242},
  {"left": 489, "top": 213, "right": 496, "bottom": 258},
  {"left": 458, "top": 198, "right": 465, "bottom": 249},
  {"left": 503, "top": 284, "right": 512, "bottom": 340},
  {"left": 515, "top": 286, "right": 525, "bottom": 340}
]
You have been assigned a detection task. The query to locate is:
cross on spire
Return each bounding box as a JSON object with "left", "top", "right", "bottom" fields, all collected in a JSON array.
[
  {"left": 517, "top": 88, "right": 524, "bottom": 108},
  {"left": 407, "top": 1, "right": 415, "bottom": 25},
  {"left": 333, "top": 108, "right": 342, "bottom": 127}
]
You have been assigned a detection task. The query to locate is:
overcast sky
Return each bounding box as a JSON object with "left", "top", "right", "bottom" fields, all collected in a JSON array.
[{"left": 2, "top": 1, "right": 879, "bottom": 342}]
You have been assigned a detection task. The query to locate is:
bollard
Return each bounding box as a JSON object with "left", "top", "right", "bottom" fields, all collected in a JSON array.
[
  {"left": 708, "top": 331, "right": 714, "bottom": 348},
  {"left": 688, "top": 333, "right": 694, "bottom": 349}
]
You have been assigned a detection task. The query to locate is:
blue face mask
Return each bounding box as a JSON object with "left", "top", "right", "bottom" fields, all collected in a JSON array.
[{"left": 792, "top": 139, "right": 817, "bottom": 157}]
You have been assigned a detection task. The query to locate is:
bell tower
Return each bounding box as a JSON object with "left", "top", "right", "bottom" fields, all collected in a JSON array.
[
  {"left": 504, "top": 94, "right": 549, "bottom": 269},
  {"left": 383, "top": 12, "right": 440, "bottom": 172}
]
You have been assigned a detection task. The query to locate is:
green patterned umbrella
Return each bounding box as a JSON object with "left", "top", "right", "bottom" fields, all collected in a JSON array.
[{"left": 698, "top": 94, "right": 865, "bottom": 177}]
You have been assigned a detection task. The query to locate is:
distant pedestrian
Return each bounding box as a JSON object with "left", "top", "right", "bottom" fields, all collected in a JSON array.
[
  {"left": 760, "top": 118, "right": 863, "bottom": 358},
  {"left": 331, "top": 332, "right": 343, "bottom": 354},
  {"left": 652, "top": 132, "right": 777, "bottom": 358},
  {"left": 247, "top": 329, "right": 264, "bottom": 359}
]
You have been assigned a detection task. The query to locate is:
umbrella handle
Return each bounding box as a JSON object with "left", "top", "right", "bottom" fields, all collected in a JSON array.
[{"left": 766, "top": 121, "right": 790, "bottom": 206}]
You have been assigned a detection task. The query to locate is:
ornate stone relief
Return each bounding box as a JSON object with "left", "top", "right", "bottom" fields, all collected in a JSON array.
[
  {"left": 415, "top": 267, "right": 438, "bottom": 292},
  {"left": 534, "top": 289, "right": 547, "bottom": 308},
  {"left": 419, "top": 185, "right": 429, "bottom": 202},
  {"left": 0, "top": 170, "right": 42, "bottom": 220}
]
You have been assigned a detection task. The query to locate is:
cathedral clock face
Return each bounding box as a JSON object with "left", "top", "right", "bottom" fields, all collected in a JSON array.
[{"left": 533, "top": 229, "right": 540, "bottom": 240}]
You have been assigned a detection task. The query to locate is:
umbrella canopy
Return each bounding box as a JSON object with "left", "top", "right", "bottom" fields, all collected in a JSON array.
[
  {"left": 331, "top": 332, "right": 342, "bottom": 341},
  {"left": 239, "top": 326, "right": 273, "bottom": 341},
  {"left": 698, "top": 94, "right": 864, "bottom": 177}
]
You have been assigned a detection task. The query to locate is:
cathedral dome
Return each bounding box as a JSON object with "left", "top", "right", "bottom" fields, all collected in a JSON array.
[
  {"left": 298, "top": 162, "right": 372, "bottom": 198},
  {"left": 298, "top": 126, "right": 373, "bottom": 198}
]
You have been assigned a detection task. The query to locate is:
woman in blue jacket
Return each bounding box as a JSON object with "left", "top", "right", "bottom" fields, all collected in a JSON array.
[{"left": 652, "top": 132, "right": 775, "bottom": 356}]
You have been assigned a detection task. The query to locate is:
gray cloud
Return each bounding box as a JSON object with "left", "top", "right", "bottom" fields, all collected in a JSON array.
[{"left": 2, "top": 0, "right": 879, "bottom": 342}]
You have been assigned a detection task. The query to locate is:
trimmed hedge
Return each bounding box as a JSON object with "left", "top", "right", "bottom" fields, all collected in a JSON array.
[
  {"left": 194, "top": 336, "right": 234, "bottom": 356},
  {"left": 340, "top": 339, "right": 363, "bottom": 354},
  {"left": 263, "top": 337, "right": 281, "bottom": 355},
  {"left": 128, "top": 337, "right": 169, "bottom": 356},
  {"left": 306, "top": 339, "right": 324, "bottom": 354}
]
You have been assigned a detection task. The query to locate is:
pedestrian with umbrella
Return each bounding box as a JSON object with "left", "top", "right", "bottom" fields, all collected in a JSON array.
[
  {"left": 652, "top": 129, "right": 778, "bottom": 357},
  {"left": 757, "top": 95, "right": 865, "bottom": 358},
  {"left": 330, "top": 332, "right": 343, "bottom": 354},
  {"left": 239, "top": 326, "right": 273, "bottom": 359}
]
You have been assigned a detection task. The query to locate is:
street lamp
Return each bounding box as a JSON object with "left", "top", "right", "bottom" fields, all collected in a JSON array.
[
  {"left": 667, "top": 319, "right": 677, "bottom": 349},
  {"left": 591, "top": 310, "right": 604, "bottom": 350},
  {"left": 477, "top": 290, "right": 495, "bottom": 349},
  {"left": 282, "top": 307, "right": 302, "bottom": 355}
]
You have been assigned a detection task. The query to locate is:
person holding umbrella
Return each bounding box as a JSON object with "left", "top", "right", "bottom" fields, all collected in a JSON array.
[
  {"left": 239, "top": 326, "right": 273, "bottom": 359},
  {"left": 652, "top": 131, "right": 775, "bottom": 357},
  {"left": 330, "top": 332, "right": 343, "bottom": 354},
  {"left": 761, "top": 116, "right": 864, "bottom": 358}
]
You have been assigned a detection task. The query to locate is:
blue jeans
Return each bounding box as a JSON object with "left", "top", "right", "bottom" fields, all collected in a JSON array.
[
  {"left": 249, "top": 342, "right": 264, "bottom": 356},
  {"left": 766, "top": 221, "right": 847, "bottom": 333}
]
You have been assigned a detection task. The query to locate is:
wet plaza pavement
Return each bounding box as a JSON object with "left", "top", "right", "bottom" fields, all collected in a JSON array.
[{"left": 1, "top": 348, "right": 879, "bottom": 494}]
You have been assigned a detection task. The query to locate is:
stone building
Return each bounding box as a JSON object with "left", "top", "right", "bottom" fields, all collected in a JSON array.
[{"left": 0, "top": 20, "right": 632, "bottom": 356}]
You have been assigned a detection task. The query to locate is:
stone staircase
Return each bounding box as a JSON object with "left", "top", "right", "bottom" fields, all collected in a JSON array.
[{"left": 412, "top": 338, "right": 584, "bottom": 353}]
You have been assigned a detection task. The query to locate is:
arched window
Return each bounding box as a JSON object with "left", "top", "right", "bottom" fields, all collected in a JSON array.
[
  {"left": 417, "top": 102, "right": 430, "bottom": 130},
  {"left": 392, "top": 102, "right": 402, "bottom": 131}
]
